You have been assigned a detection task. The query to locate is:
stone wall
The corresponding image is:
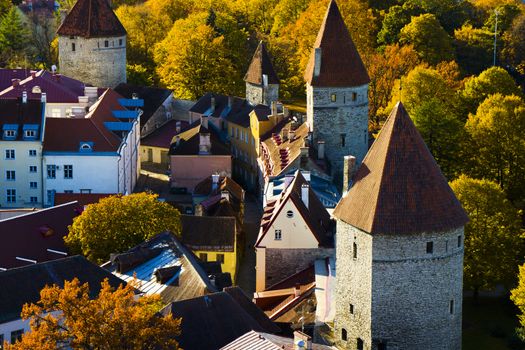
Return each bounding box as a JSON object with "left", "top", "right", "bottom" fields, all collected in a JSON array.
[
  {"left": 335, "top": 222, "right": 464, "bottom": 350},
  {"left": 265, "top": 247, "right": 334, "bottom": 288},
  {"left": 306, "top": 84, "right": 368, "bottom": 183},
  {"left": 58, "top": 35, "right": 126, "bottom": 88},
  {"left": 245, "top": 82, "right": 279, "bottom": 106}
]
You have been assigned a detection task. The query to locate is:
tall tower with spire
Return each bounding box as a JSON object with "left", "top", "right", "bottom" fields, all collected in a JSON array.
[
  {"left": 332, "top": 102, "right": 468, "bottom": 350},
  {"left": 244, "top": 41, "right": 280, "bottom": 106},
  {"left": 304, "top": 0, "right": 369, "bottom": 181},
  {"left": 57, "top": 0, "right": 127, "bottom": 88}
]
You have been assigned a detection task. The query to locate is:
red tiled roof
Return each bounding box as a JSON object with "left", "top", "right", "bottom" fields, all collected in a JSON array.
[
  {"left": 0, "top": 202, "right": 79, "bottom": 269},
  {"left": 43, "top": 89, "right": 125, "bottom": 152},
  {"left": 304, "top": 0, "right": 369, "bottom": 87},
  {"left": 244, "top": 41, "right": 280, "bottom": 85},
  {"left": 57, "top": 0, "right": 126, "bottom": 38},
  {"left": 333, "top": 102, "right": 468, "bottom": 234}
]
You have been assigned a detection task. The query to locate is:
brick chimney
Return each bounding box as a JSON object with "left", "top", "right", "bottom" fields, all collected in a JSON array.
[
  {"left": 343, "top": 155, "right": 356, "bottom": 194},
  {"left": 293, "top": 331, "right": 312, "bottom": 350},
  {"left": 282, "top": 128, "right": 289, "bottom": 141}
]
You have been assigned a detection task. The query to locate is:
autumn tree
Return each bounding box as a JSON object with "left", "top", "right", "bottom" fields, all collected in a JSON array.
[
  {"left": 465, "top": 94, "right": 525, "bottom": 204},
  {"left": 451, "top": 175, "right": 523, "bottom": 301},
  {"left": 399, "top": 13, "right": 454, "bottom": 65},
  {"left": 503, "top": 13, "right": 525, "bottom": 73},
  {"left": 0, "top": 6, "right": 31, "bottom": 65},
  {"left": 65, "top": 193, "right": 181, "bottom": 263},
  {"left": 4, "top": 278, "right": 181, "bottom": 350},
  {"left": 377, "top": 4, "right": 421, "bottom": 46},
  {"left": 453, "top": 24, "right": 493, "bottom": 74},
  {"left": 511, "top": 264, "right": 525, "bottom": 340}
]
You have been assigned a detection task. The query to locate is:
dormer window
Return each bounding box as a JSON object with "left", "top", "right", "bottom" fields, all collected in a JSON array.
[
  {"left": 5, "top": 130, "right": 16, "bottom": 138},
  {"left": 79, "top": 142, "right": 93, "bottom": 152},
  {"left": 23, "top": 125, "right": 39, "bottom": 140},
  {"left": 25, "top": 130, "right": 36, "bottom": 138},
  {"left": 32, "top": 86, "right": 41, "bottom": 94},
  {"left": 3, "top": 124, "right": 18, "bottom": 140}
]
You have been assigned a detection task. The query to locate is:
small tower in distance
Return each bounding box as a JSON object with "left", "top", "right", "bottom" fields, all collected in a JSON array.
[
  {"left": 57, "top": 0, "right": 127, "bottom": 88},
  {"left": 304, "top": 0, "right": 369, "bottom": 181},
  {"left": 244, "top": 41, "right": 280, "bottom": 106},
  {"left": 332, "top": 102, "right": 468, "bottom": 350}
]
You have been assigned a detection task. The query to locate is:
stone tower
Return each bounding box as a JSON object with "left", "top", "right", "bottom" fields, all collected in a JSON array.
[
  {"left": 57, "top": 0, "right": 127, "bottom": 88},
  {"left": 304, "top": 0, "right": 369, "bottom": 181},
  {"left": 244, "top": 41, "right": 280, "bottom": 106},
  {"left": 332, "top": 102, "right": 469, "bottom": 350}
]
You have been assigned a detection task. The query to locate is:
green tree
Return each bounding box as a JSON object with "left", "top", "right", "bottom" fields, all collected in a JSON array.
[
  {"left": 451, "top": 175, "right": 523, "bottom": 301},
  {"left": 503, "top": 14, "right": 525, "bottom": 74},
  {"left": 459, "top": 66, "right": 523, "bottom": 117},
  {"left": 483, "top": 3, "right": 521, "bottom": 34},
  {"left": 4, "top": 278, "right": 181, "bottom": 350},
  {"left": 377, "top": 5, "right": 417, "bottom": 46},
  {"left": 453, "top": 24, "right": 494, "bottom": 75},
  {"left": 465, "top": 94, "right": 525, "bottom": 204},
  {"left": 0, "top": 6, "right": 31, "bottom": 62},
  {"left": 511, "top": 263, "right": 525, "bottom": 340},
  {"left": 65, "top": 193, "right": 182, "bottom": 263},
  {"left": 127, "top": 63, "right": 155, "bottom": 86},
  {"left": 399, "top": 13, "right": 454, "bottom": 65}
]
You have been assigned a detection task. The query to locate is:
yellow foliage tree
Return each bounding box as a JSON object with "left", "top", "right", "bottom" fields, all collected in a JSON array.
[{"left": 3, "top": 278, "right": 181, "bottom": 350}]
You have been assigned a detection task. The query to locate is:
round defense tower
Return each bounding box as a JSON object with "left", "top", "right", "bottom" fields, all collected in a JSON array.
[
  {"left": 57, "top": 0, "right": 127, "bottom": 88},
  {"left": 333, "top": 102, "right": 468, "bottom": 350}
]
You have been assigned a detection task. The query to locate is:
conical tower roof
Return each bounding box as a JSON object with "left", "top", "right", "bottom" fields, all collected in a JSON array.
[
  {"left": 244, "top": 41, "right": 280, "bottom": 85},
  {"left": 304, "top": 0, "right": 369, "bottom": 87},
  {"left": 57, "top": 0, "right": 126, "bottom": 38},
  {"left": 333, "top": 102, "right": 468, "bottom": 235}
]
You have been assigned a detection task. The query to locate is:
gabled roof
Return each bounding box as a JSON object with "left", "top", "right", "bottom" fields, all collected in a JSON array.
[
  {"left": 57, "top": 0, "right": 126, "bottom": 38},
  {"left": 221, "top": 331, "right": 334, "bottom": 350},
  {"left": 189, "top": 92, "right": 258, "bottom": 128},
  {"left": 333, "top": 102, "right": 468, "bottom": 234},
  {"left": 304, "top": 0, "right": 369, "bottom": 87},
  {"left": 161, "top": 287, "right": 280, "bottom": 350},
  {"left": 169, "top": 121, "right": 231, "bottom": 156},
  {"left": 181, "top": 215, "right": 236, "bottom": 252},
  {"left": 43, "top": 89, "right": 127, "bottom": 153},
  {"left": 257, "top": 171, "right": 333, "bottom": 248},
  {"left": 244, "top": 41, "right": 280, "bottom": 85},
  {"left": 0, "top": 202, "right": 79, "bottom": 269},
  {"left": 0, "top": 255, "right": 125, "bottom": 323},
  {"left": 194, "top": 175, "right": 244, "bottom": 202},
  {"left": 141, "top": 120, "right": 189, "bottom": 149}
]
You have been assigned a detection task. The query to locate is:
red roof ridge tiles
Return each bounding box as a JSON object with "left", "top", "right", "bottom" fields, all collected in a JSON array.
[
  {"left": 333, "top": 102, "right": 468, "bottom": 235},
  {"left": 304, "top": 0, "right": 370, "bottom": 87}
]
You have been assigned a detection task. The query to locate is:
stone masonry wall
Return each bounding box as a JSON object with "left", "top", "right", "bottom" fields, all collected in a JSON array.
[
  {"left": 246, "top": 82, "right": 279, "bottom": 106},
  {"left": 59, "top": 35, "right": 126, "bottom": 88},
  {"left": 265, "top": 247, "right": 334, "bottom": 288},
  {"left": 335, "top": 222, "right": 464, "bottom": 350},
  {"left": 306, "top": 84, "right": 368, "bottom": 183}
]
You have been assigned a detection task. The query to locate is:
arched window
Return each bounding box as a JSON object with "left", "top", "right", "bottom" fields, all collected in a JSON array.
[
  {"left": 357, "top": 338, "right": 364, "bottom": 350},
  {"left": 341, "top": 329, "right": 347, "bottom": 341}
]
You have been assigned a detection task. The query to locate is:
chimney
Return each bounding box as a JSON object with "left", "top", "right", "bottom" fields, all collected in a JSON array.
[
  {"left": 282, "top": 128, "right": 289, "bottom": 141},
  {"left": 294, "top": 283, "right": 301, "bottom": 297},
  {"left": 301, "top": 183, "right": 309, "bottom": 209},
  {"left": 199, "top": 132, "right": 211, "bottom": 154},
  {"left": 11, "top": 79, "right": 20, "bottom": 87},
  {"left": 210, "top": 97, "right": 216, "bottom": 113},
  {"left": 132, "top": 92, "right": 138, "bottom": 99},
  {"left": 84, "top": 86, "right": 98, "bottom": 102},
  {"left": 317, "top": 140, "right": 325, "bottom": 160},
  {"left": 195, "top": 204, "right": 203, "bottom": 216},
  {"left": 71, "top": 106, "right": 86, "bottom": 118},
  {"left": 343, "top": 155, "right": 356, "bottom": 194},
  {"left": 201, "top": 115, "right": 209, "bottom": 129},
  {"left": 22, "top": 91, "right": 27, "bottom": 103},
  {"left": 289, "top": 129, "right": 296, "bottom": 141},
  {"left": 271, "top": 101, "right": 277, "bottom": 116},
  {"left": 283, "top": 106, "right": 289, "bottom": 118},
  {"left": 175, "top": 121, "right": 181, "bottom": 133},
  {"left": 211, "top": 173, "right": 220, "bottom": 191},
  {"left": 314, "top": 48, "right": 322, "bottom": 78},
  {"left": 293, "top": 331, "right": 312, "bottom": 350},
  {"left": 41, "top": 92, "right": 46, "bottom": 103},
  {"left": 262, "top": 74, "right": 268, "bottom": 88},
  {"left": 30, "top": 70, "right": 37, "bottom": 78},
  {"left": 175, "top": 135, "right": 181, "bottom": 146},
  {"left": 221, "top": 190, "right": 230, "bottom": 202}
]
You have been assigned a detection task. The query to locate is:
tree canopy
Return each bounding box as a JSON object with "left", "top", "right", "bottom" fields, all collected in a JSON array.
[
  {"left": 65, "top": 193, "right": 182, "bottom": 263},
  {"left": 4, "top": 278, "right": 181, "bottom": 350}
]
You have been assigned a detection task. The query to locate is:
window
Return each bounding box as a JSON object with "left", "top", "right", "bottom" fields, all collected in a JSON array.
[
  {"left": 349, "top": 303, "right": 354, "bottom": 314},
  {"left": 352, "top": 92, "right": 357, "bottom": 101},
  {"left": 5, "top": 149, "right": 15, "bottom": 159},
  {"left": 357, "top": 338, "right": 364, "bottom": 350},
  {"left": 47, "top": 190, "right": 54, "bottom": 204},
  {"left": 29, "top": 166, "right": 37, "bottom": 173},
  {"left": 119, "top": 38, "right": 123, "bottom": 46},
  {"left": 353, "top": 242, "right": 358, "bottom": 259},
  {"left": 30, "top": 181, "right": 37, "bottom": 189},
  {"left": 286, "top": 210, "right": 294, "bottom": 218},
  {"left": 426, "top": 241, "right": 433, "bottom": 254},
  {"left": 6, "top": 170, "right": 15, "bottom": 181},
  {"left": 47, "top": 165, "right": 56, "bottom": 179},
  {"left": 30, "top": 196, "right": 38, "bottom": 203},
  {"left": 29, "top": 149, "right": 36, "bottom": 157},
  {"left": 10, "top": 329, "right": 23, "bottom": 344},
  {"left": 341, "top": 134, "right": 346, "bottom": 147},
  {"left": 64, "top": 165, "right": 73, "bottom": 179},
  {"left": 331, "top": 93, "right": 337, "bottom": 102},
  {"left": 450, "top": 299, "right": 454, "bottom": 314},
  {"left": 275, "top": 229, "right": 282, "bottom": 240},
  {"left": 216, "top": 254, "right": 225, "bottom": 264},
  {"left": 104, "top": 40, "right": 109, "bottom": 47},
  {"left": 25, "top": 130, "right": 36, "bottom": 138},
  {"left": 341, "top": 329, "right": 347, "bottom": 341},
  {"left": 199, "top": 253, "right": 208, "bottom": 262},
  {"left": 458, "top": 235, "right": 462, "bottom": 247},
  {"left": 5, "top": 130, "right": 15, "bottom": 138},
  {"left": 6, "top": 189, "right": 16, "bottom": 203},
  {"left": 72, "top": 42, "right": 75, "bottom": 51}
]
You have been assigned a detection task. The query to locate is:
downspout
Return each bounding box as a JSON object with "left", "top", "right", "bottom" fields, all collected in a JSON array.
[{"left": 40, "top": 100, "right": 46, "bottom": 207}]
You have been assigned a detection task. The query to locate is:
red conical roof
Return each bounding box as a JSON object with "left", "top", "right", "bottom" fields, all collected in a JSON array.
[
  {"left": 244, "top": 41, "right": 280, "bottom": 85},
  {"left": 304, "top": 0, "right": 369, "bottom": 87},
  {"left": 333, "top": 102, "right": 468, "bottom": 235},
  {"left": 57, "top": 0, "right": 126, "bottom": 38}
]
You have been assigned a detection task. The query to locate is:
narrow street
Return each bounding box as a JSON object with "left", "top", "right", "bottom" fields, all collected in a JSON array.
[{"left": 236, "top": 194, "right": 262, "bottom": 296}]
